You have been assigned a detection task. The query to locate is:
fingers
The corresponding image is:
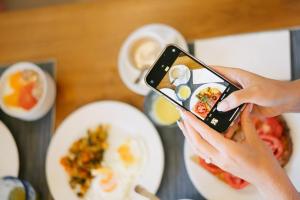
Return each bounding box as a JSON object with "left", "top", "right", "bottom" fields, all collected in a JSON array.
[
  {"left": 241, "top": 104, "right": 259, "bottom": 142},
  {"left": 178, "top": 120, "right": 218, "bottom": 159},
  {"left": 181, "top": 110, "right": 232, "bottom": 151},
  {"left": 217, "top": 88, "right": 254, "bottom": 112},
  {"left": 224, "top": 121, "right": 239, "bottom": 139},
  {"left": 210, "top": 66, "right": 247, "bottom": 87},
  {"left": 184, "top": 120, "right": 219, "bottom": 157}
]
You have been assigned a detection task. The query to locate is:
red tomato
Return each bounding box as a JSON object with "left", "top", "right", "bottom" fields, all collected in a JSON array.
[
  {"left": 266, "top": 118, "right": 283, "bottom": 138},
  {"left": 260, "top": 134, "right": 284, "bottom": 159},
  {"left": 223, "top": 173, "right": 249, "bottom": 189},
  {"left": 253, "top": 117, "right": 283, "bottom": 138},
  {"left": 198, "top": 157, "right": 223, "bottom": 175},
  {"left": 19, "top": 83, "right": 38, "bottom": 110},
  {"left": 194, "top": 102, "right": 208, "bottom": 118}
]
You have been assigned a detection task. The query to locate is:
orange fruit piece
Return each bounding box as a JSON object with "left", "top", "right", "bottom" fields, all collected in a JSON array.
[
  {"left": 9, "top": 72, "right": 23, "bottom": 90},
  {"left": 19, "top": 83, "right": 38, "bottom": 110},
  {"left": 3, "top": 92, "right": 19, "bottom": 107}
]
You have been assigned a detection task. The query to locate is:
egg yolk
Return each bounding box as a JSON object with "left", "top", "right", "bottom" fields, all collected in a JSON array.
[
  {"left": 118, "top": 143, "right": 135, "bottom": 166},
  {"left": 3, "top": 92, "right": 19, "bottom": 107},
  {"left": 9, "top": 71, "right": 23, "bottom": 90}
]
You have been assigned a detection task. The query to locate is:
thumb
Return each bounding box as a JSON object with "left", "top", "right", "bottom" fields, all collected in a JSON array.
[{"left": 217, "top": 88, "right": 255, "bottom": 112}]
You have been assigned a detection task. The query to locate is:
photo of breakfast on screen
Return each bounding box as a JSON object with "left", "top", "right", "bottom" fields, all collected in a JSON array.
[{"left": 157, "top": 53, "right": 229, "bottom": 120}]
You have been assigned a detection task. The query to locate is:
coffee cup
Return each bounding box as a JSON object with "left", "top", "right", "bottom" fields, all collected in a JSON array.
[{"left": 124, "top": 32, "right": 165, "bottom": 72}]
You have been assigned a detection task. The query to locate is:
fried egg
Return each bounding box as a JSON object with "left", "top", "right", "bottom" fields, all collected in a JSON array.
[{"left": 85, "top": 130, "right": 146, "bottom": 200}]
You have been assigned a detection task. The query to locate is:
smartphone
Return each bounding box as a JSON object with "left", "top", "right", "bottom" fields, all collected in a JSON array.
[{"left": 145, "top": 44, "right": 244, "bottom": 133}]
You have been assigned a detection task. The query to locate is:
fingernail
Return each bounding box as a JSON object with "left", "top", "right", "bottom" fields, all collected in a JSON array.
[
  {"left": 249, "top": 104, "right": 253, "bottom": 113},
  {"left": 217, "top": 101, "right": 228, "bottom": 112},
  {"left": 177, "top": 119, "right": 183, "bottom": 130},
  {"left": 178, "top": 109, "right": 186, "bottom": 120}
]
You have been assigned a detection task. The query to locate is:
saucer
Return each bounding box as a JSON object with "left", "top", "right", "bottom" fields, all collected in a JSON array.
[{"left": 118, "top": 23, "right": 188, "bottom": 95}]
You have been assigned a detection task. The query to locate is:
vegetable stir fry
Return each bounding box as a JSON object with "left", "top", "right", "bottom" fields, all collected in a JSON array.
[{"left": 60, "top": 125, "right": 108, "bottom": 197}]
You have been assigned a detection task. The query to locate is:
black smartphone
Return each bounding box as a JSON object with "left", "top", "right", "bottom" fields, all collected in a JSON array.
[{"left": 145, "top": 44, "right": 244, "bottom": 133}]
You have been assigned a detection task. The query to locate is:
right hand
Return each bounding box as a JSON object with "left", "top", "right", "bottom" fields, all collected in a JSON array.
[
  {"left": 178, "top": 106, "right": 300, "bottom": 200},
  {"left": 214, "top": 66, "right": 300, "bottom": 117}
]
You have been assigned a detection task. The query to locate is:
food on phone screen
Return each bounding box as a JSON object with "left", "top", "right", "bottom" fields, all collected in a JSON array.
[
  {"left": 168, "top": 65, "right": 191, "bottom": 86},
  {"left": 3, "top": 70, "right": 43, "bottom": 111},
  {"left": 192, "top": 116, "right": 292, "bottom": 189},
  {"left": 176, "top": 85, "right": 191, "bottom": 101},
  {"left": 60, "top": 124, "right": 146, "bottom": 199},
  {"left": 193, "top": 87, "right": 222, "bottom": 119}
]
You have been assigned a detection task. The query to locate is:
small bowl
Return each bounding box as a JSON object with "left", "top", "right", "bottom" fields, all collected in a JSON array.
[
  {"left": 0, "top": 176, "right": 37, "bottom": 200},
  {"left": 175, "top": 84, "right": 191, "bottom": 102},
  {"left": 0, "top": 62, "right": 56, "bottom": 121}
]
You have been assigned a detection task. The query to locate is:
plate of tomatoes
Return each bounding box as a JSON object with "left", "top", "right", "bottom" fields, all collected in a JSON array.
[{"left": 184, "top": 114, "right": 300, "bottom": 200}]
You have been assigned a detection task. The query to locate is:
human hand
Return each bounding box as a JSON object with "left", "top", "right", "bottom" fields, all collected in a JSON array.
[
  {"left": 213, "top": 66, "right": 300, "bottom": 117},
  {"left": 178, "top": 105, "right": 299, "bottom": 200}
]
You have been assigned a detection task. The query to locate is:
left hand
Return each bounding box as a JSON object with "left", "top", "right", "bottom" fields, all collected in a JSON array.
[{"left": 178, "top": 105, "right": 299, "bottom": 200}]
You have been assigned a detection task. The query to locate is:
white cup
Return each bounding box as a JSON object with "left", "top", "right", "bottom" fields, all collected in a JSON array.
[
  {"left": 123, "top": 31, "right": 166, "bottom": 72},
  {"left": 0, "top": 62, "right": 56, "bottom": 121}
]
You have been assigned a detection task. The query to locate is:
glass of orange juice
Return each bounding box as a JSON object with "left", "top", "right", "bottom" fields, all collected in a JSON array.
[{"left": 144, "top": 91, "right": 181, "bottom": 127}]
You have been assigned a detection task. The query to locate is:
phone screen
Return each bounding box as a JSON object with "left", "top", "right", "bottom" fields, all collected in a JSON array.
[{"left": 146, "top": 45, "right": 244, "bottom": 132}]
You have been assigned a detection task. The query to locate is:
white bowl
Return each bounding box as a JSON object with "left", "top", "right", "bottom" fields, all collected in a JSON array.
[{"left": 0, "top": 62, "right": 56, "bottom": 121}]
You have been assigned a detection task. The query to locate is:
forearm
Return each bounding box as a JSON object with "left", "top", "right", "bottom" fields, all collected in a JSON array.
[{"left": 255, "top": 167, "right": 300, "bottom": 200}]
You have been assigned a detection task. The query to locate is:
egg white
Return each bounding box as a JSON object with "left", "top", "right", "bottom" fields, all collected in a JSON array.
[{"left": 85, "top": 130, "right": 147, "bottom": 200}]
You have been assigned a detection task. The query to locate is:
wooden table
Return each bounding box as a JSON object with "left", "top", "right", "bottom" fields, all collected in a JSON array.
[{"left": 0, "top": 0, "right": 300, "bottom": 126}]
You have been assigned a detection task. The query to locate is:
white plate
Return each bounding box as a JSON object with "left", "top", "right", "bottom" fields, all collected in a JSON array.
[
  {"left": 184, "top": 113, "right": 300, "bottom": 200},
  {"left": 0, "top": 120, "right": 19, "bottom": 177},
  {"left": 189, "top": 83, "right": 226, "bottom": 120},
  {"left": 118, "top": 23, "right": 188, "bottom": 95},
  {"left": 46, "top": 101, "right": 164, "bottom": 200}
]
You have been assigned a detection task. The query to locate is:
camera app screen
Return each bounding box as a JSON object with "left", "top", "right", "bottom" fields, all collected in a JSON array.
[{"left": 155, "top": 52, "right": 239, "bottom": 127}]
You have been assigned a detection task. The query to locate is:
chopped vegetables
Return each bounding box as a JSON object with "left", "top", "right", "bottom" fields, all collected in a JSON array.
[
  {"left": 194, "top": 87, "right": 221, "bottom": 119},
  {"left": 60, "top": 125, "right": 108, "bottom": 197}
]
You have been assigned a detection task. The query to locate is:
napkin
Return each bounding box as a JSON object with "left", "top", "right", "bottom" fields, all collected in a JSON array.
[{"left": 194, "top": 30, "right": 291, "bottom": 80}]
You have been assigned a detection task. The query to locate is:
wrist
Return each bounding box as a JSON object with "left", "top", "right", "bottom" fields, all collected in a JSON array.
[
  {"left": 254, "top": 167, "right": 298, "bottom": 200},
  {"left": 285, "top": 80, "right": 300, "bottom": 112}
]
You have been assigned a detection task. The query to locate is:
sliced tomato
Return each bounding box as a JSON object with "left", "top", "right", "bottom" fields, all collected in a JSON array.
[
  {"left": 265, "top": 118, "right": 283, "bottom": 138},
  {"left": 223, "top": 172, "right": 249, "bottom": 189},
  {"left": 198, "top": 157, "right": 223, "bottom": 175},
  {"left": 253, "top": 117, "right": 283, "bottom": 138},
  {"left": 19, "top": 83, "right": 38, "bottom": 110},
  {"left": 194, "top": 102, "right": 208, "bottom": 118},
  {"left": 260, "top": 134, "right": 284, "bottom": 159}
]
